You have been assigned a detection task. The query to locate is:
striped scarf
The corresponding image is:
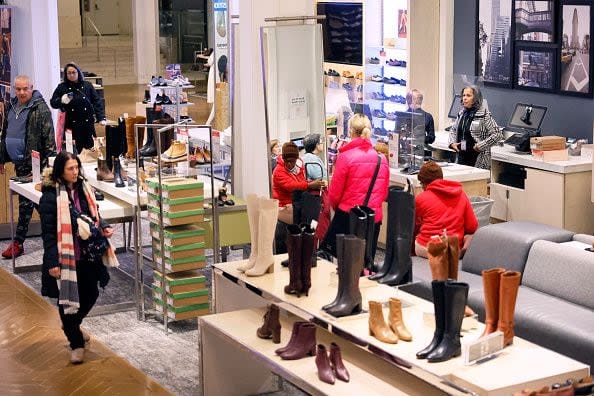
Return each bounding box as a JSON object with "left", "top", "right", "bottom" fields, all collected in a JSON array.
[{"left": 57, "top": 181, "right": 118, "bottom": 314}]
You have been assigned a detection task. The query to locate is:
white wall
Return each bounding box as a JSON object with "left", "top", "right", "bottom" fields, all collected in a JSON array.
[
  {"left": 118, "top": 0, "right": 133, "bottom": 35},
  {"left": 6, "top": 0, "right": 61, "bottom": 110},
  {"left": 132, "top": 0, "right": 159, "bottom": 84}
]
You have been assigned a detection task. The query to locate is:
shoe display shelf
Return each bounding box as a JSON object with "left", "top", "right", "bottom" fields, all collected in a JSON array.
[
  {"left": 137, "top": 83, "right": 195, "bottom": 123},
  {"left": 209, "top": 255, "right": 589, "bottom": 396}
]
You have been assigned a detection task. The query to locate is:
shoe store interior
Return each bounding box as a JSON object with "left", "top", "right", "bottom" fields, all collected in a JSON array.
[{"left": 0, "top": 0, "right": 593, "bottom": 395}]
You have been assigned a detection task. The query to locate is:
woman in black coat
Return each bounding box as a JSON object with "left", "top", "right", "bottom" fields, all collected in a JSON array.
[
  {"left": 50, "top": 62, "right": 106, "bottom": 152},
  {"left": 39, "top": 151, "right": 113, "bottom": 364}
]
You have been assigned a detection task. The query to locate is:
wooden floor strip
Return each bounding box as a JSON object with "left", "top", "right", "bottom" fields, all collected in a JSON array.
[{"left": 0, "top": 267, "right": 171, "bottom": 395}]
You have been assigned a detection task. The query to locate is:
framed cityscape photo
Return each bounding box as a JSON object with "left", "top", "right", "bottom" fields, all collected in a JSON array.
[
  {"left": 514, "top": 1, "right": 555, "bottom": 42},
  {"left": 515, "top": 44, "right": 556, "bottom": 91},
  {"left": 559, "top": 2, "right": 592, "bottom": 96},
  {"left": 476, "top": 0, "right": 513, "bottom": 86}
]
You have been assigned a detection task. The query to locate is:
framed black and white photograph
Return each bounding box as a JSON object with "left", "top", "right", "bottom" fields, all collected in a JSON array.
[
  {"left": 514, "top": 1, "right": 555, "bottom": 42},
  {"left": 477, "top": 0, "right": 513, "bottom": 86},
  {"left": 515, "top": 45, "right": 556, "bottom": 91},
  {"left": 559, "top": 2, "right": 592, "bottom": 96}
]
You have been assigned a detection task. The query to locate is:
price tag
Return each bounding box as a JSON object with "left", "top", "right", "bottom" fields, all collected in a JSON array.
[
  {"left": 31, "top": 150, "right": 41, "bottom": 183},
  {"left": 65, "top": 129, "right": 73, "bottom": 153}
]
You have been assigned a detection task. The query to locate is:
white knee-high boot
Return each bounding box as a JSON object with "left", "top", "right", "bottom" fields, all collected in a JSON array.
[
  {"left": 237, "top": 193, "right": 260, "bottom": 272},
  {"left": 246, "top": 197, "right": 279, "bottom": 276}
]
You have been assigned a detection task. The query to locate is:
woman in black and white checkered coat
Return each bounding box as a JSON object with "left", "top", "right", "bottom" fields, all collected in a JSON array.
[{"left": 448, "top": 85, "right": 503, "bottom": 169}]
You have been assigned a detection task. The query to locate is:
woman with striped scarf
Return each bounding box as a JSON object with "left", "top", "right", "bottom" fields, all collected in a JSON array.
[{"left": 39, "top": 151, "right": 117, "bottom": 364}]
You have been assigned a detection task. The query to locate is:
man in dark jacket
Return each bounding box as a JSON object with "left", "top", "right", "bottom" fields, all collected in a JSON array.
[
  {"left": 0, "top": 75, "right": 56, "bottom": 258},
  {"left": 406, "top": 89, "right": 435, "bottom": 157}
]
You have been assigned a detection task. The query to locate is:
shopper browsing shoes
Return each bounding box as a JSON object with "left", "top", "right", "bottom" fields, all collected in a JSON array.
[{"left": 39, "top": 152, "right": 118, "bottom": 364}]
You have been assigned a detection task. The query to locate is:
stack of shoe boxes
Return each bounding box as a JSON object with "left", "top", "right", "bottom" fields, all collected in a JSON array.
[{"left": 146, "top": 177, "right": 210, "bottom": 320}]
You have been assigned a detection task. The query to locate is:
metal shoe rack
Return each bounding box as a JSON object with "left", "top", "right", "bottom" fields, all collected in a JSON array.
[{"left": 133, "top": 122, "right": 220, "bottom": 332}]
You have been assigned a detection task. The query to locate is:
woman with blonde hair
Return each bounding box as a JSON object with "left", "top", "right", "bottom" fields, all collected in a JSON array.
[{"left": 319, "top": 113, "right": 389, "bottom": 259}]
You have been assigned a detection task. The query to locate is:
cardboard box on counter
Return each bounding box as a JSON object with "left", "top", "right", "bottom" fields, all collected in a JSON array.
[
  {"left": 531, "top": 148, "right": 569, "bottom": 161},
  {"left": 530, "top": 136, "right": 566, "bottom": 151}
]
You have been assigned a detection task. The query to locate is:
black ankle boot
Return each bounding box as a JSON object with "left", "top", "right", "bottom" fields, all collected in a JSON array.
[
  {"left": 142, "top": 89, "right": 150, "bottom": 104},
  {"left": 112, "top": 157, "right": 125, "bottom": 187},
  {"left": 139, "top": 127, "right": 156, "bottom": 157}
]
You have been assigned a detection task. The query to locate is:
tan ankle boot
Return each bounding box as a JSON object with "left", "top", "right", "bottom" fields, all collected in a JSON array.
[
  {"left": 427, "top": 235, "right": 448, "bottom": 280},
  {"left": 388, "top": 298, "right": 412, "bottom": 341},
  {"left": 480, "top": 268, "right": 505, "bottom": 337},
  {"left": 497, "top": 271, "right": 521, "bottom": 346},
  {"left": 245, "top": 197, "right": 279, "bottom": 276},
  {"left": 368, "top": 301, "right": 398, "bottom": 344}
]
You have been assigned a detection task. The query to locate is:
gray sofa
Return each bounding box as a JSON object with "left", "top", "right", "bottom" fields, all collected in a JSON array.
[{"left": 402, "top": 221, "right": 594, "bottom": 369}]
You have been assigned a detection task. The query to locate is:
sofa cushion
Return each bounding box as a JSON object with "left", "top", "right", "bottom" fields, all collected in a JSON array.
[
  {"left": 573, "top": 233, "right": 594, "bottom": 245},
  {"left": 522, "top": 240, "right": 594, "bottom": 310},
  {"left": 462, "top": 221, "right": 574, "bottom": 276},
  {"left": 514, "top": 286, "right": 594, "bottom": 369}
]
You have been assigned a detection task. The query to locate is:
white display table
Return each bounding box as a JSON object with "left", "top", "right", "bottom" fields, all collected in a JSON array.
[
  {"left": 490, "top": 145, "right": 594, "bottom": 233},
  {"left": 210, "top": 256, "right": 589, "bottom": 396}
]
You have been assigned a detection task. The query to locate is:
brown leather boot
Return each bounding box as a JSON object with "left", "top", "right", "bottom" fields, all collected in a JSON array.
[
  {"left": 388, "top": 297, "right": 412, "bottom": 341},
  {"left": 447, "top": 234, "right": 460, "bottom": 280},
  {"left": 284, "top": 225, "right": 303, "bottom": 296},
  {"left": 96, "top": 158, "right": 114, "bottom": 181},
  {"left": 277, "top": 322, "right": 316, "bottom": 360},
  {"left": 315, "top": 344, "right": 335, "bottom": 384},
  {"left": 480, "top": 268, "right": 505, "bottom": 337},
  {"left": 497, "top": 270, "right": 521, "bottom": 346},
  {"left": 256, "top": 304, "right": 281, "bottom": 343},
  {"left": 427, "top": 235, "right": 448, "bottom": 280},
  {"left": 329, "top": 342, "right": 350, "bottom": 382},
  {"left": 368, "top": 301, "right": 398, "bottom": 344},
  {"left": 125, "top": 116, "right": 136, "bottom": 158}
]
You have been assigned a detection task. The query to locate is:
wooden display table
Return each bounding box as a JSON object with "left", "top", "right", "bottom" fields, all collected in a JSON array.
[{"left": 212, "top": 256, "right": 589, "bottom": 396}]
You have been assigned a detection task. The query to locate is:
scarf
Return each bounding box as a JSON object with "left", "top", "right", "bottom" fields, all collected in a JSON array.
[{"left": 57, "top": 180, "right": 118, "bottom": 314}]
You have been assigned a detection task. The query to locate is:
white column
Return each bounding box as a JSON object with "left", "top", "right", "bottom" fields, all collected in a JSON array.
[
  {"left": 234, "top": 0, "right": 315, "bottom": 198},
  {"left": 438, "top": 0, "right": 454, "bottom": 129},
  {"left": 132, "top": 0, "right": 159, "bottom": 84}
]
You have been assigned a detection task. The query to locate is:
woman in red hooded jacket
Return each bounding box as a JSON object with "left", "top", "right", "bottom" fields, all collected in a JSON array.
[{"left": 320, "top": 114, "right": 389, "bottom": 258}]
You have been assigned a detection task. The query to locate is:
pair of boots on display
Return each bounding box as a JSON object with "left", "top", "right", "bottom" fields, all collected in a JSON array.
[
  {"left": 139, "top": 114, "right": 174, "bottom": 157},
  {"left": 284, "top": 224, "right": 316, "bottom": 297},
  {"left": 237, "top": 194, "right": 279, "bottom": 277},
  {"left": 323, "top": 235, "right": 365, "bottom": 318},
  {"left": 96, "top": 156, "right": 126, "bottom": 188},
  {"left": 257, "top": 304, "right": 281, "bottom": 344},
  {"left": 275, "top": 321, "right": 316, "bottom": 360},
  {"left": 369, "top": 185, "right": 415, "bottom": 285},
  {"left": 480, "top": 268, "right": 521, "bottom": 346},
  {"left": 427, "top": 231, "right": 460, "bottom": 281},
  {"left": 315, "top": 343, "right": 350, "bottom": 385},
  {"left": 368, "top": 298, "right": 412, "bottom": 344},
  {"left": 417, "top": 280, "right": 469, "bottom": 363}
]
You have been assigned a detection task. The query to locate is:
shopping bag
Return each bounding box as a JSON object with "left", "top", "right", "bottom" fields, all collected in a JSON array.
[{"left": 56, "top": 110, "right": 66, "bottom": 151}]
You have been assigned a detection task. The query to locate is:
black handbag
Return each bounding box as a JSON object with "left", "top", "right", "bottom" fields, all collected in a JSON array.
[
  {"left": 349, "top": 154, "right": 382, "bottom": 271},
  {"left": 292, "top": 162, "right": 325, "bottom": 226}
]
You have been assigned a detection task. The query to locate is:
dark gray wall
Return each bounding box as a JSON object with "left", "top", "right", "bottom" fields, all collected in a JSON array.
[{"left": 454, "top": 0, "right": 593, "bottom": 141}]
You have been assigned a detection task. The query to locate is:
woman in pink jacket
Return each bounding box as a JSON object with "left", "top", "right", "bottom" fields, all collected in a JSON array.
[{"left": 320, "top": 114, "right": 390, "bottom": 258}]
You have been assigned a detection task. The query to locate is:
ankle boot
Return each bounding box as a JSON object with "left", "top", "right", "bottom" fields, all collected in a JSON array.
[
  {"left": 278, "top": 322, "right": 316, "bottom": 360},
  {"left": 368, "top": 300, "right": 398, "bottom": 343},
  {"left": 427, "top": 280, "right": 469, "bottom": 362},
  {"left": 417, "top": 280, "right": 446, "bottom": 359},
  {"left": 139, "top": 127, "right": 156, "bottom": 157},
  {"left": 496, "top": 270, "right": 521, "bottom": 346},
  {"left": 142, "top": 89, "right": 150, "bottom": 104},
  {"left": 321, "top": 234, "right": 345, "bottom": 311},
  {"left": 372, "top": 185, "right": 415, "bottom": 285},
  {"left": 275, "top": 321, "right": 308, "bottom": 355},
  {"left": 447, "top": 234, "right": 460, "bottom": 280},
  {"left": 427, "top": 235, "right": 449, "bottom": 280},
  {"left": 96, "top": 158, "right": 114, "bottom": 182},
  {"left": 324, "top": 235, "right": 365, "bottom": 317},
  {"left": 284, "top": 224, "right": 303, "bottom": 296},
  {"left": 246, "top": 197, "right": 279, "bottom": 276},
  {"left": 238, "top": 194, "right": 259, "bottom": 273},
  {"left": 388, "top": 297, "right": 412, "bottom": 341},
  {"left": 315, "top": 344, "right": 335, "bottom": 384},
  {"left": 112, "top": 157, "right": 125, "bottom": 187},
  {"left": 257, "top": 304, "right": 281, "bottom": 343},
  {"left": 480, "top": 268, "right": 505, "bottom": 338},
  {"left": 300, "top": 224, "right": 315, "bottom": 296},
  {"left": 329, "top": 342, "right": 350, "bottom": 382}
]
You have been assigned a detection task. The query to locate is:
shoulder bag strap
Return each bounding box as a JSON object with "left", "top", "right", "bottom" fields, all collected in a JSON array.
[{"left": 363, "top": 154, "right": 382, "bottom": 207}]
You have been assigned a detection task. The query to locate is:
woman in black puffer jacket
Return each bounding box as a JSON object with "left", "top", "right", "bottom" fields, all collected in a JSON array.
[{"left": 50, "top": 62, "right": 106, "bottom": 152}]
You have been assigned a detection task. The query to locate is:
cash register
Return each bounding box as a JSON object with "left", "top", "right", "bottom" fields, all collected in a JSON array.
[{"left": 503, "top": 103, "right": 547, "bottom": 152}]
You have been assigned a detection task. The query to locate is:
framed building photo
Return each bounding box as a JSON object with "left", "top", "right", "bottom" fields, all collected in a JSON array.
[
  {"left": 477, "top": 0, "right": 513, "bottom": 86},
  {"left": 515, "top": 45, "right": 556, "bottom": 91},
  {"left": 559, "top": 2, "right": 592, "bottom": 96},
  {"left": 514, "top": 1, "right": 555, "bottom": 42}
]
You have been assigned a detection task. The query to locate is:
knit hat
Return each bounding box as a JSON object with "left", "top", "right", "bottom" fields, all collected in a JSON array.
[
  {"left": 282, "top": 142, "right": 300, "bottom": 160},
  {"left": 418, "top": 161, "right": 443, "bottom": 186}
]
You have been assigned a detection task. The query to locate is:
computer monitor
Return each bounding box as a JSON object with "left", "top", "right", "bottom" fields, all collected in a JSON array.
[{"left": 508, "top": 103, "right": 547, "bottom": 131}]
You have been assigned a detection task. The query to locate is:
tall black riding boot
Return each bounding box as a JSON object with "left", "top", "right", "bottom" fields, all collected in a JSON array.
[
  {"left": 322, "top": 234, "right": 345, "bottom": 311},
  {"left": 112, "top": 157, "right": 125, "bottom": 188},
  {"left": 426, "top": 281, "right": 469, "bottom": 363},
  {"left": 324, "top": 235, "right": 365, "bottom": 318},
  {"left": 360, "top": 206, "right": 376, "bottom": 272},
  {"left": 105, "top": 124, "right": 116, "bottom": 170},
  {"left": 284, "top": 225, "right": 303, "bottom": 297},
  {"left": 375, "top": 185, "right": 415, "bottom": 285},
  {"left": 417, "top": 280, "right": 446, "bottom": 359},
  {"left": 300, "top": 224, "right": 315, "bottom": 296}
]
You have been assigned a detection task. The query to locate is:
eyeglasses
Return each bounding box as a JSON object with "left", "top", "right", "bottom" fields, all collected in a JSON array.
[{"left": 66, "top": 71, "right": 78, "bottom": 75}]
